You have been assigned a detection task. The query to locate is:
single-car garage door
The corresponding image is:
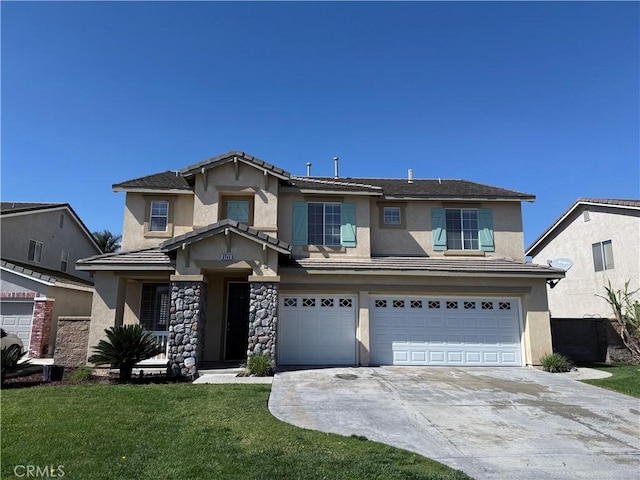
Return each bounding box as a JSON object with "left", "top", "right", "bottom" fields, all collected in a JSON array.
[
  {"left": 0, "top": 301, "right": 34, "bottom": 353},
  {"left": 370, "top": 296, "right": 522, "bottom": 366},
  {"left": 279, "top": 294, "right": 357, "bottom": 365}
]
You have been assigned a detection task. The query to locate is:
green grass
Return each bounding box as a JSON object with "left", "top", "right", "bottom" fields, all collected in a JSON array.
[
  {"left": 1, "top": 384, "right": 471, "bottom": 480},
  {"left": 582, "top": 364, "right": 640, "bottom": 398}
]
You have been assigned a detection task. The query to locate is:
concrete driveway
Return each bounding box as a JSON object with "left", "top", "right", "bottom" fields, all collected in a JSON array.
[{"left": 269, "top": 367, "right": 640, "bottom": 480}]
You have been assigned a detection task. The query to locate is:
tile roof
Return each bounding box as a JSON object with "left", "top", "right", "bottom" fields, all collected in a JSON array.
[
  {"left": 287, "top": 177, "right": 534, "bottom": 200},
  {"left": 160, "top": 219, "right": 291, "bottom": 253},
  {"left": 1, "top": 202, "right": 66, "bottom": 214},
  {"left": 112, "top": 171, "right": 192, "bottom": 191},
  {"left": 76, "top": 248, "right": 174, "bottom": 270},
  {"left": 180, "top": 151, "right": 290, "bottom": 179},
  {"left": 282, "top": 256, "right": 564, "bottom": 277},
  {"left": 526, "top": 197, "right": 640, "bottom": 256},
  {"left": 1, "top": 259, "right": 95, "bottom": 287}
]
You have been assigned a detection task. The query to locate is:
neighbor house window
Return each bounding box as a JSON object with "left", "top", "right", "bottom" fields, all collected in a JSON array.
[
  {"left": 60, "top": 250, "right": 69, "bottom": 272},
  {"left": 149, "top": 201, "right": 169, "bottom": 232},
  {"left": 28, "top": 240, "right": 43, "bottom": 262},
  {"left": 592, "top": 240, "right": 614, "bottom": 272},
  {"left": 140, "top": 284, "right": 170, "bottom": 331},
  {"left": 446, "top": 209, "right": 479, "bottom": 250},
  {"left": 308, "top": 202, "right": 341, "bottom": 246},
  {"left": 59, "top": 214, "right": 64, "bottom": 228},
  {"left": 383, "top": 207, "right": 401, "bottom": 225}
]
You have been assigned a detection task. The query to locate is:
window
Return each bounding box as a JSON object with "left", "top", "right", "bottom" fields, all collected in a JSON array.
[
  {"left": 140, "top": 284, "right": 170, "bottom": 331},
  {"left": 223, "top": 197, "right": 253, "bottom": 225},
  {"left": 60, "top": 250, "right": 69, "bottom": 272},
  {"left": 592, "top": 240, "right": 614, "bottom": 272},
  {"left": 149, "top": 201, "right": 169, "bottom": 232},
  {"left": 308, "top": 202, "right": 342, "bottom": 246},
  {"left": 59, "top": 214, "right": 64, "bottom": 228},
  {"left": 446, "top": 209, "right": 479, "bottom": 250},
  {"left": 28, "top": 240, "right": 43, "bottom": 262},
  {"left": 383, "top": 207, "right": 401, "bottom": 225}
]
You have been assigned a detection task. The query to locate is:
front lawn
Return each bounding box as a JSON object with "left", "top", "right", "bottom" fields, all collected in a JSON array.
[
  {"left": 1, "top": 384, "right": 471, "bottom": 480},
  {"left": 582, "top": 364, "right": 640, "bottom": 398}
]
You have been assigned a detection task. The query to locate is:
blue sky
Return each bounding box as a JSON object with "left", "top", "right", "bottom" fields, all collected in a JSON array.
[{"left": 2, "top": 1, "right": 638, "bottom": 250}]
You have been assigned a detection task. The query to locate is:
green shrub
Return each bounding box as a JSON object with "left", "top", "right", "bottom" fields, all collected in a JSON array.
[
  {"left": 241, "top": 353, "right": 275, "bottom": 377},
  {"left": 540, "top": 352, "right": 572, "bottom": 373},
  {"left": 88, "top": 324, "right": 162, "bottom": 382},
  {"left": 68, "top": 366, "right": 94, "bottom": 382}
]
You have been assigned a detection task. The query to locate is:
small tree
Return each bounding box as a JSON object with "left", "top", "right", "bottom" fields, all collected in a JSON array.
[
  {"left": 598, "top": 280, "right": 640, "bottom": 363},
  {"left": 92, "top": 230, "right": 122, "bottom": 254},
  {"left": 88, "top": 325, "right": 162, "bottom": 381}
]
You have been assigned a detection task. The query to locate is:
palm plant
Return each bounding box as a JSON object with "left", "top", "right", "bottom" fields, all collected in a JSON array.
[
  {"left": 88, "top": 324, "right": 163, "bottom": 381},
  {"left": 92, "top": 230, "right": 122, "bottom": 254},
  {"left": 1, "top": 344, "right": 29, "bottom": 384}
]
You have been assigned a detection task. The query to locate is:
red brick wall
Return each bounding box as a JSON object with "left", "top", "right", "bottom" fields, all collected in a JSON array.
[{"left": 30, "top": 299, "right": 54, "bottom": 358}]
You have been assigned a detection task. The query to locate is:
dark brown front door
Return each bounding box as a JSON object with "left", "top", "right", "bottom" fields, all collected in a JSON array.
[{"left": 225, "top": 282, "right": 250, "bottom": 361}]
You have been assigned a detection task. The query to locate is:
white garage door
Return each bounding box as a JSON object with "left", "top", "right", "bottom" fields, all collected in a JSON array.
[
  {"left": 0, "top": 301, "right": 34, "bottom": 353},
  {"left": 279, "top": 294, "right": 357, "bottom": 365},
  {"left": 370, "top": 296, "right": 522, "bottom": 366}
]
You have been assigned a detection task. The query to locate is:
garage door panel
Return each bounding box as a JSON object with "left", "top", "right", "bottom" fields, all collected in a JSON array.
[
  {"left": 371, "top": 296, "right": 522, "bottom": 366},
  {"left": 0, "top": 301, "right": 34, "bottom": 353}
]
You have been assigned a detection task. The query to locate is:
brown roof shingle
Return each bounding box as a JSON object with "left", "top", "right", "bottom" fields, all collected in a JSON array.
[{"left": 112, "top": 171, "right": 192, "bottom": 191}]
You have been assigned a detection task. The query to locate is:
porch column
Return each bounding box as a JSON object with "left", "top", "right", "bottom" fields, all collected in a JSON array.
[
  {"left": 247, "top": 277, "right": 279, "bottom": 360},
  {"left": 168, "top": 275, "right": 207, "bottom": 376},
  {"left": 30, "top": 297, "right": 54, "bottom": 358}
]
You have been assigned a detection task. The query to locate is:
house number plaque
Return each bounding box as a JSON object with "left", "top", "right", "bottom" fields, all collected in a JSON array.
[{"left": 220, "top": 253, "right": 233, "bottom": 261}]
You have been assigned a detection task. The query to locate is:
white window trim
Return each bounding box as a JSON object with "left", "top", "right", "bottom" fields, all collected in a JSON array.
[
  {"left": 60, "top": 250, "right": 69, "bottom": 272},
  {"left": 592, "top": 240, "right": 614, "bottom": 272},
  {"left": 308, "top": 202, "right": 341, "bottom": 246},
  {"left": 149, "top": 200, "right": 169, "bottom": 232},
  {"left": 28, "top": 240, "right": 43, "bottom": 263},
  {"left": 383, "top": 206, "right": 402, "bottom": 225},
  {"left": 446, "top": 208, "right": 479, "bottom": 251}
]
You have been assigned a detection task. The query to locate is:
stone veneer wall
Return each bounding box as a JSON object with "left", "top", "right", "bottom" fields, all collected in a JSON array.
[
  {"left": 30, "top": 298, "right": 54, "bottom": 358},
  {"left": 53, "top": 316, "right": 91, "bottom": 367},
  {"left": 168, "top": 281, "right": 206, "bottom": 376},
  {"left": 247, "top": 282, "right": 278, "bottom": 359}
]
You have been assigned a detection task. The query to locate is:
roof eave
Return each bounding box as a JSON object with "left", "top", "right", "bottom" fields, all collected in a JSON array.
[{"left": 112, "top": 187, "right": 194, "bottom": 194}]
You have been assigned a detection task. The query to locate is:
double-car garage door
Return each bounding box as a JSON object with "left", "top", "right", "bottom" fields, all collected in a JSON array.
[{"left": 279, "top": 294, "right": 523, "bottom": 366}]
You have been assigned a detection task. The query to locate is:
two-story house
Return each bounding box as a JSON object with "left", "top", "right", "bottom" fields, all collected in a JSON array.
[
  {"left": 1, "top": 202, "right": 101, "bottom": 357},
  {"left": 77, "top": 151, "right": 563, "bottom": 373}
]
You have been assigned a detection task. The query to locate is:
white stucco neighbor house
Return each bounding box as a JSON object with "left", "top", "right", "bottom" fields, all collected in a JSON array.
[
  {"left": 1, "top": 203, "right": 102, "bottom": 357},
  {"left": 77, "top": 151, "right": 564, "bottom": 373},
  {"left": 526, "top": 198, "right": 640, "bottom": 320}
]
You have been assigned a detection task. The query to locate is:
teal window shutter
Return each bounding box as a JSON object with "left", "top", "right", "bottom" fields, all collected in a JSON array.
[
  {"left": 292, "top": 202, "right": 308, "bottom": 246},
  {"left": 431, "top": 208, "right": 447, "bottom": 251},
  {"left": 478, "top": 208, "right": 495, "bottom": 252},
  {"left": 227, "top": 200, "right": 250, "bottom": 223},
  {"left": 341, "top": 203, "right": 356, "bottom": 248}
]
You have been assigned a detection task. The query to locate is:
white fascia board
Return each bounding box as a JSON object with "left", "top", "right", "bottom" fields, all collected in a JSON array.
[
  {"left": 383, "top": 196, "right": 535, "bottom": 202},
  {"left": 0, "top": 266, "right": 56, "bottom": 286},
  {"left": 75, "top": 264, "right": 174, "bottom": 271},
  {"left": 279, "top": 267, "right": 564, "bottom": 279},
  {"left": 111, "top": 187, "right": 193, "bottom": 194}
]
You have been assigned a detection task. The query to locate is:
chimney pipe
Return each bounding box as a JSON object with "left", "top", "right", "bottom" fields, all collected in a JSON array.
[
  {"left": 306, "top": 162, "right": 312, "bottom": 177},
  {"left": 408, "top": 169, "right": 413, "bottom": 184},
  {"left": 334, "top": 156, "right": 339, "bottom": 179}
]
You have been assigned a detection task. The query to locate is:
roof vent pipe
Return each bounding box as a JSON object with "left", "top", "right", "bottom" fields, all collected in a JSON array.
[
  {"left": 334, "top": 156, "right": 339, "bottom": 179},
  {"left": 306, "top": 162, "right": 312, "bottom": 177},
  {"left": 408, "top": 169, "right": 413, "bottom": 184}
]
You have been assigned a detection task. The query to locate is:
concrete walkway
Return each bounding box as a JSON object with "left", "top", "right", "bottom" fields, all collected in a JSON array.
[
  {"left": 269, "top": 366, "right": 639, "bottom": 480},
  {"left": 192, "top": 368, "right": 273, "bottom": 384}
]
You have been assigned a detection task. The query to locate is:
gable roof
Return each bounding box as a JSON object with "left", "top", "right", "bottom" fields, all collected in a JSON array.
[
  {"left": 1, "top": 202, "right": 102, "bottom": 253},
  {"left": 160, "top": 219, "right": 291, "bottom": 254},
  {"left": 180, "top": 151, "right": 291, "bottom": 180},
  {"left": 526, "top": 197, "right": 640, "bottom": 256},
  {"left": 112, "top": 170, "right": 192, "bottom": 192},
  {"left": 287, "top": 177, "right": 534, "bottom": 200},
  {"left": 76, "top": 247, "right": 174, "bottom": 271},
  {"left": 1, "top": 259, "right": 94, "bottom": 289}
]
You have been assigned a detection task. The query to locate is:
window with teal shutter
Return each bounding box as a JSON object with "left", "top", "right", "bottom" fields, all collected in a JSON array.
[
  {"left": 341, "top": 203, "right": 356, "bottom": 248},
  {"left": 292, "top": 202, "right": 308, "bottom": 245},
  {"left": 478, "top": 208, "right": 494, "bottom": 252},
  {"left": 431, "top": 208, "right": 447, "bottom": 251},
  {"left": 292, "top": 201, "right": 357, "bottom": 247},
  {"left": 227, "top": 200, "right": 250, "bottom": 224}
]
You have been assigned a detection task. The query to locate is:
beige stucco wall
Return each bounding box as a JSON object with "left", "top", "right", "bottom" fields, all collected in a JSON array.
[
  {"left": 120, "top": 192, "right": 194, "bottom": 251},
  {"left": 192, "top": 162, "right": 279, "bottom": 232},
  {"left": 279, "top": 272, "right": 552, "bottom": 366},
  {"left": 1, "top": 209, "right": 100, "bottom": 282},
  {"left": 86, "top": 272, "right": 126, "bottom": 362},
  {"left": 530, "top": 206, "right": 640, "bottom": 318},
  {"left": 47, "top": 284, "right": 94, "bottom": 355},
  {"left": 278, "top": 192, "right": 372, "bottom": 259}
]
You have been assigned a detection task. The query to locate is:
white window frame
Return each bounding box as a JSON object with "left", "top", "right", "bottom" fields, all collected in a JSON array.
[
  {"left": 445, "top": 208, "right": 479, "bottom": 250},
  {"left": 28, "top": 240, "right": 43, "bottom": 263},
  {"left": 308, "top": 202, "right": 341, "bottom": 246},
  {"left": 149, "top": 200, "right": 169, "bottom": 232},
  {"left": 592, "top": 240, "right": 614, "bottom": 272},
  {"left": 60, "top": 250, "right": 69, "bottom": 272},
  {"left": 383, "top": 206, "right": 402, "bottom": 225}
]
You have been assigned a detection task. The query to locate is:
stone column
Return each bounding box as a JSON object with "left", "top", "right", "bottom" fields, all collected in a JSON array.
[
  {"left": 247, "top": 281, "right": 278, "bottom": 360},
  {"left": 168, "top": 279, "right": 206, "bottom": 376}
]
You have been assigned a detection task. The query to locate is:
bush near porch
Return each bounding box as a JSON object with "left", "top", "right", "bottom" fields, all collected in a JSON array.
[{"left": 1, "top": 384, "right": 471, "bottom": 480}]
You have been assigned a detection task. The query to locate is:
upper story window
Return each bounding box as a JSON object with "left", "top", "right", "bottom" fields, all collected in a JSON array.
[
  {"left": 432, "top": 207, "right": 494, "bottom": 252},
  {"left": 446, "top": 209, "right": 479, "bottom": 250},
  {"left": 383, "top": 207, "right": 401, "bottom": 225},
  {"left": 292, "top": 201, "right": 356, "bottom": 248},
  {"left": 59, "top": 213, "right": 64, "bottom": 228},
  {"left": 60, "top": 250, "right": 69, "bottom": 272},
  {"left": 592, "top": 240, "right": 614, "bottom": 272},
  {"left": 222, "top": 197, "right": 254, "bottom": 225},
  {"left": 28, "top": 240, "right": 43, "bottom": 263},
  {"left": 149, "top": 201, "right": 169, "bottom": 232}
]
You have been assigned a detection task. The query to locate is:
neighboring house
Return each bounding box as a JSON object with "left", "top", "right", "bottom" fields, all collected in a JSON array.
[
  {"left": 77, "top": 151, "right": 563, "bottom": 372},
  {"left": 526, "top": 198, "right": 640, "bottom": 319},
  {"left": 0, "top": 202, "right": 102, "bottom": 357}
]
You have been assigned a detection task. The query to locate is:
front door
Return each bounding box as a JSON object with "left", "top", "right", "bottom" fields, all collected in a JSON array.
[{"left": 225, "top": 282, "right": 250, "bottom": 361}]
